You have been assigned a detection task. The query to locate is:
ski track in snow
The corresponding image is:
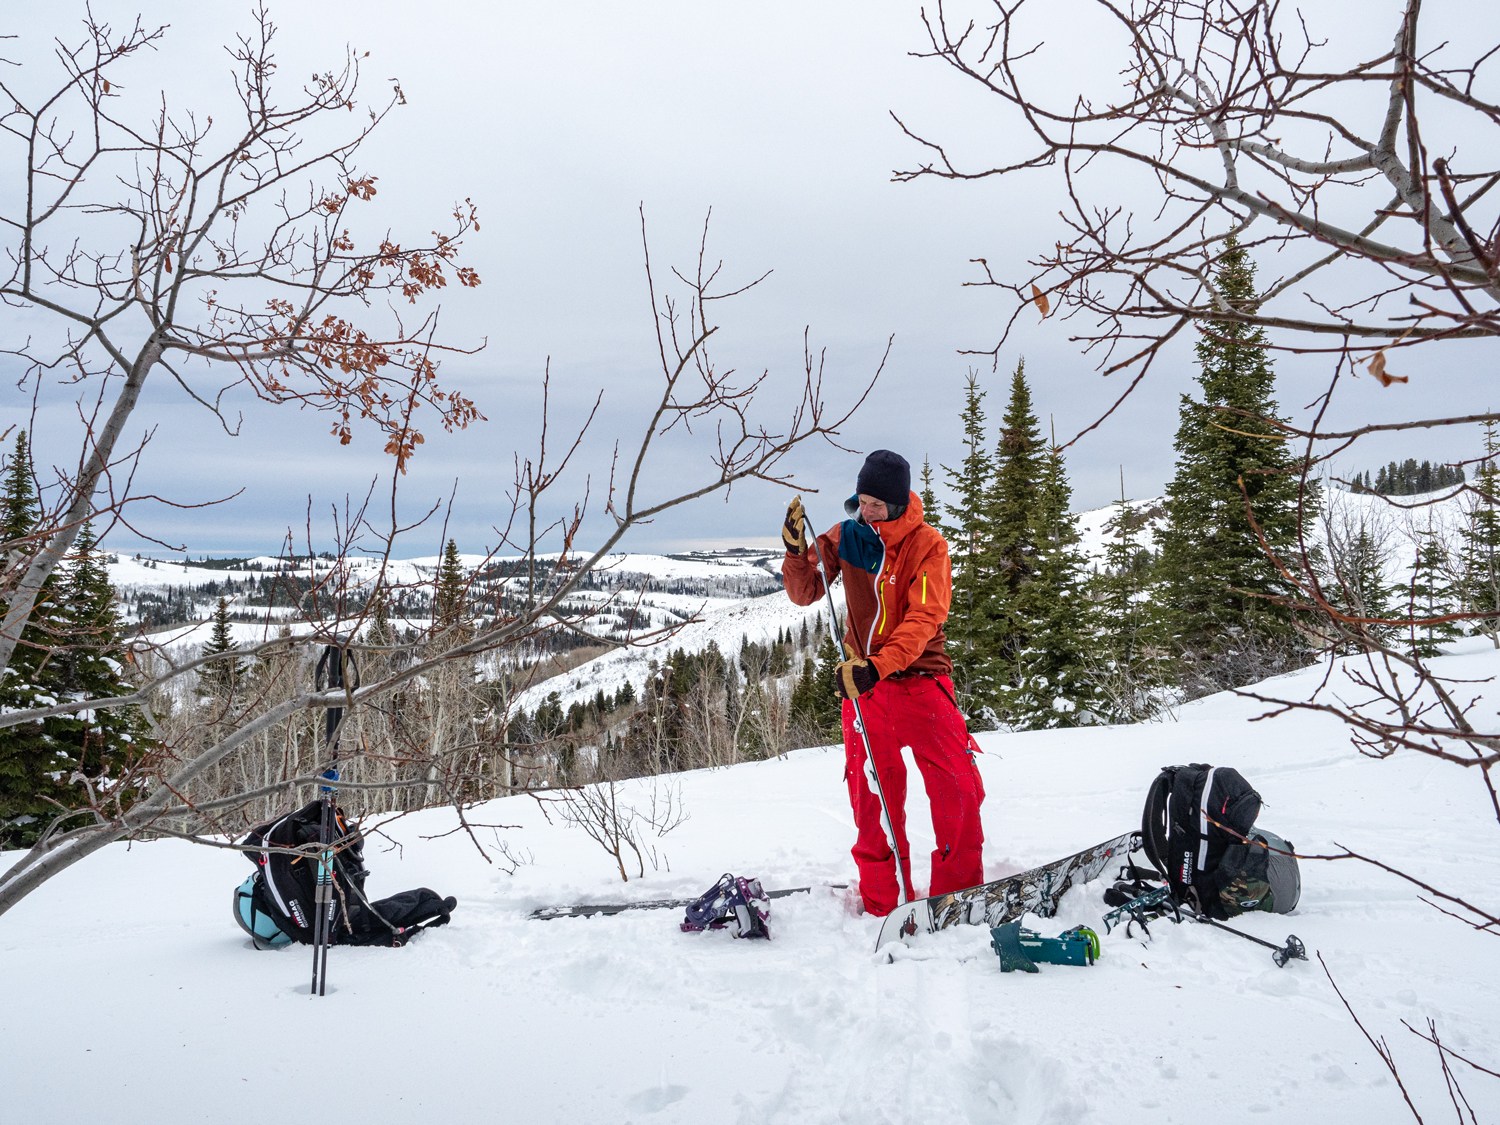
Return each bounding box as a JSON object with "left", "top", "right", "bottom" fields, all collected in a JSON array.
[{"left": 6, "top": 584, "right": 1500, "bottom": 1119}]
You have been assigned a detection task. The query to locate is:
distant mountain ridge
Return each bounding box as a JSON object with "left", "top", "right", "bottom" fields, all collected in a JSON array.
[
  {"left": 108, "top": 484, "right": 1479, "bottom": 713},
  {"left": 106, "top": 547, "right": 786, "bottom": 631}
]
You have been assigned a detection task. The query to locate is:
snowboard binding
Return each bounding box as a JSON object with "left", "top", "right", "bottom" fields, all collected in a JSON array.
[{"left": 680, "top": 873, "right": 771, "bottom": 939}]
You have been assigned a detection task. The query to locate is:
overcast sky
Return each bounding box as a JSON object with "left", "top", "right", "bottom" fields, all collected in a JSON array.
[{"left": 5, "top": 0, "right": 1496, "bottom": 559}]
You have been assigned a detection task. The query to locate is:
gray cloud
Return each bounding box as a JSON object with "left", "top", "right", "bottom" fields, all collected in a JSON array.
[{"left": 5, "top": 1, "right": 1493, "bottom": 560}]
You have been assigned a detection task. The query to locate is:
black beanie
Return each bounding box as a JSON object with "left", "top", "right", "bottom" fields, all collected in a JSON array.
[{"left": 856, "top": 450, "right": 911, "bottom": 507}]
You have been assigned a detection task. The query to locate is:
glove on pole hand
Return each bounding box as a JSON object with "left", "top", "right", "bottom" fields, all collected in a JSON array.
[
  {"left": 835, "top": 655, "right": 880, "bottom": 700},
  {"left": 782, "top": 496, "right": 808, "bottom": 555}
]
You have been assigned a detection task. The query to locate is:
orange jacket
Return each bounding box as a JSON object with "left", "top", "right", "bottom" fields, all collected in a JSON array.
[{"left": 782, "top": 492, "right": 954, "bottom": 680}]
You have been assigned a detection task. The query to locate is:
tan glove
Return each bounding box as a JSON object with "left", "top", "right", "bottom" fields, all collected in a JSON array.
[
  {"left": 835, "top": 650, "right": 880, "bottom": 700},
  {"left": 782, "top": 496, "right": 808, "bottom": 556}
]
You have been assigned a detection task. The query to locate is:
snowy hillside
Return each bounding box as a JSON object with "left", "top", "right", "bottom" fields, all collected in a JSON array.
[
  {"left": 112, "top": 548, "right": 786, "bottom": 658},
  {"left": 512, "top": 587, "right": 825, "bottom": 713},
  {"left": 106, "top": 482, "right": 1488, "bottom": 719},
  {"left": 3, "top": 643, "right": 1498, "bottom": 1124},
  {"left": 1072, "top": 482, "right": 1474, "bottom": 582},
  {"left": 524, "top": 483, "right": 1482, "bottom": 712}
]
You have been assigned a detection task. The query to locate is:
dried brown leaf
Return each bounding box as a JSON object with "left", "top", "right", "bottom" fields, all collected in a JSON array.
[
  {"left": 1031, "top": 283, "right": 1051, "bottom": 319},
  {"left": 1367, "top": 350, "right": 1408, "bottom": 387}
]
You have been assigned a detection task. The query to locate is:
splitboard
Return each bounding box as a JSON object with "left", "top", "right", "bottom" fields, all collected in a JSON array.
[
  {"left": 529, "top": 884, "right": 846, "bottom": 921},
  {"left": 875, "top": 830, "right": 1140, "bottom": 952}
]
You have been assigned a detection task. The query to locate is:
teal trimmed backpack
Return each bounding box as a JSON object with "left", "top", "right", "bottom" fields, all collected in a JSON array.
[{"left": 232, "top": 873, "right": 293, "bottom": 948}]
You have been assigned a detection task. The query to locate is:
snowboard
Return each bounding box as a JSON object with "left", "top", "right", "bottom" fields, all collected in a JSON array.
[
  {"left": 529, "top": 883, "right": 846, "bottom": 921},
  {"left": 875, "top": 830, "right": 1140, "bottom": 952}
]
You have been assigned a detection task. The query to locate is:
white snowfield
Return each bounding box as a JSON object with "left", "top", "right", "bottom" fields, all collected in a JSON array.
[
  {"left": 111, "top": 483, "right": 1472, "bottom": 717},
  {"left": 4, "top": 645, "right": 1499, "bottom": 1123},
  {"left": 109, "top": 548, "right": 783, "bottom": 603},
  {"left": 111, "top": 549, "right": 788, "bottom": 686}
]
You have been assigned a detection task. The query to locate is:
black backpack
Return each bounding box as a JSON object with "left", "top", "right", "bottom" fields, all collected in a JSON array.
[
  {"left": 1141, "top": 764, "right": 1300, "bottom": 920},
  {"left": 234, "top": 800, "right": 456, "bottom": 948},
  {"left": 237, "top": 800, "right": 369, "bottom": 945}
]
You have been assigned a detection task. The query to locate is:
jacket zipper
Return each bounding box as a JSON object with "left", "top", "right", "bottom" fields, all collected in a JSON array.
[{"left": 866, "top": 529, "right": 888, "bottom": 653}]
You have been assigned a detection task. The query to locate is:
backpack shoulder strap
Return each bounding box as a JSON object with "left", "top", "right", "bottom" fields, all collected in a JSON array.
[
  {"left": 1194, "top": 765, "right": 1222, "bottom": 875},
  {"left": 256, "top": 810, "right": 314, "bottom": 937},
  {"left": 1141, "top": 767, "right": 1175, "bottom": 880}
]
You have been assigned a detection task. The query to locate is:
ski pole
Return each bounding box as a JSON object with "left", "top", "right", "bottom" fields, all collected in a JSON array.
[
  {"left": 311, "top": 641, "right": 358, "bottom": 996},
  {"left": 1191, "top": 912, "right": 1307, "bottom": 968},
  {"left": 801, "top": 503, "right": 909, "bottom": 905}
]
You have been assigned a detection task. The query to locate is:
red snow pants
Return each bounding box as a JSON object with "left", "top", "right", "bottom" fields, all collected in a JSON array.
[{"left": 841, "top": 673, "right": 985, "bottom": 916}]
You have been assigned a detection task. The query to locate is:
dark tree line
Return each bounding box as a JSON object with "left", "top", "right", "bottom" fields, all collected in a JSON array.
[
  {"left": 1348, "top": 461, "right": 1467, "bottom": 497},
  {"left": 506, "top": 622, "right": 838, "bottom": 787}
]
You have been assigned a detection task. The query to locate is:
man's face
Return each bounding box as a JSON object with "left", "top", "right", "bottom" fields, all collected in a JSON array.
[{"left": 857, "top": 494, "right": 890, "bottom": 523}]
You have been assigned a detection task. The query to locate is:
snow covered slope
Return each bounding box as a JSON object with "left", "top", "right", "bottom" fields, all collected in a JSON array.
[
  {"left": 111, "top": 483, "right": 1477, "bottom": 713},
  {"left": 3, "top": 642, "right": 1498, "bottom": 1123}
]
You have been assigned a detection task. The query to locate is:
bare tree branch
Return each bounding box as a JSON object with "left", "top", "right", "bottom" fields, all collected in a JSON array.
[{"left": 0, "top": 6, "right": 484, "bottom": 680}]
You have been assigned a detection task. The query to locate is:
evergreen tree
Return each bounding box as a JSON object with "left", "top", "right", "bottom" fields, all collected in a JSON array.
[
  {"left": 1088, "top": 478, "right": 1165, "bottom": 720},
  {"left": 55, "top": 523, "right": 155, "bottom": 783},
  {"left": 1154, "top": 238, "right": 1315, "bottom": 689},
  {"left": 1460, "top": 424, "right": 1500, "bottom": 646},
  {"left": 974, "top": 358, "right": 1048, "bottom": 717},
  {"left": 787, "top": 654, "right": 819, "bottom": 738},
  {"left": 1, "top": 430, "right": 35, "bottom": 546},
  {"left": 363, "top": 588, "right": 400, "bottom": 668},
  {"left": 531, "top": 691, "right": 567, "bottom": 760},
  {"left": 0, "top": 431, "right": 76, "bottom": 847},
  {"left": 941, "top": 370, "right": 996, "bottom": 698},
  {"left": 995, "top": 441, "right": 1106, "bottom": 728},
  {"left": 918, "top": 457, "right": 940, "bottom": 520},
  {"left": 788, "top": 636, "right": 841, "bottom": 745},
  {"left": 1324, "top": 521, "right": 1399, "bottom": 654},
  {"left": 434, "top": 539, "right": 468, "bottom": 631},
  {"left": 1404, "top": 530, "right": 1462, "bottom": 657},
  {"left": 768, "top": 636, "right": 791, "bottom": 676},
  {"left": 198, "top": 596, "right": 241, "bottom": 699}
]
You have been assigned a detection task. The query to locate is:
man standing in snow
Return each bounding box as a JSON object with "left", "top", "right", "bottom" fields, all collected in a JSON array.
[{"left": 780, "top": 449, "right": 985, "bottom": 916}]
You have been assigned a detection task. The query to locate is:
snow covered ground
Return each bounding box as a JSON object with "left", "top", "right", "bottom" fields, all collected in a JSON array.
[{"left": 4, "top": 644, "right": 1499, "bottom": 1124}]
